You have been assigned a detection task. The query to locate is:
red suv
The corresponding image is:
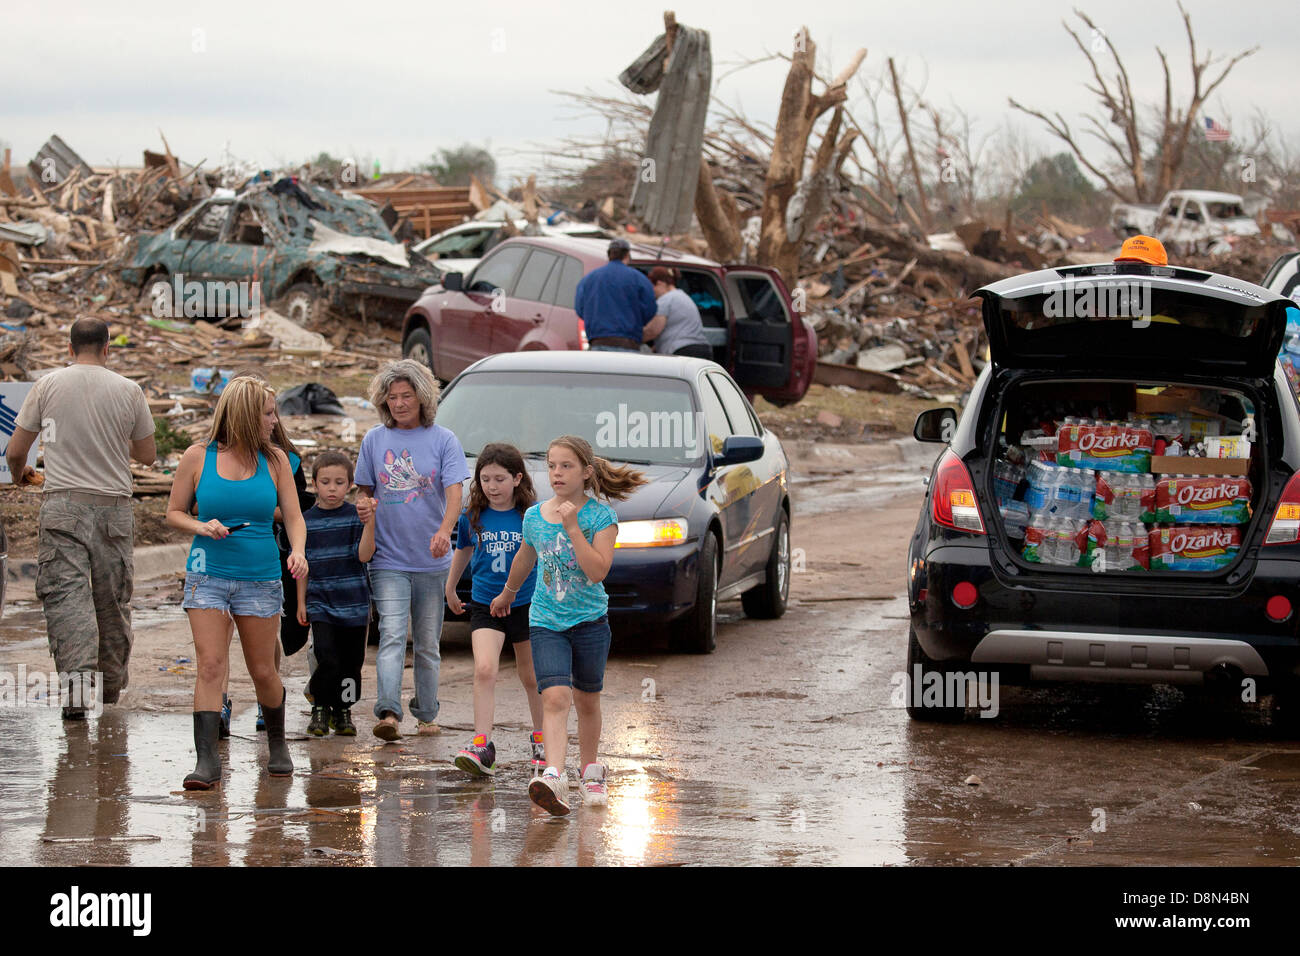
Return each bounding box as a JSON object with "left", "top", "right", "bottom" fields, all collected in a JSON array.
[{"left": 400, "top": 235, "right": 815, "bottom": 404}]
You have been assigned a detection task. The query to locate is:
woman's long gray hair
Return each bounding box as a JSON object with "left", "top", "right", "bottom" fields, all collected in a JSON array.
[{"left": 369, "top": 360, "right": 439, "bottom": 428}]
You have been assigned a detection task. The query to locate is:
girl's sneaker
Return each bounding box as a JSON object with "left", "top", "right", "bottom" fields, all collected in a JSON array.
[
  {"left": 528, "top": 767, "right": 570, "bottom": 816},
  {"left": 219, "top": 694, "right": 232, "bottom": 740},
  {"left": 529, "top": 731, "right": 545, "bottom": 778},
  {"left": 331, "top": 707, "right": 356, "bottom": 736},
  {"left": 454, "top": 735, "right": 497, "bottom": 776},
  {"left": 255, "top": 704, "right": 265, "bottom": 733},
  {"left": 580, "top": 763, "right": 608, "bottom": 807}
]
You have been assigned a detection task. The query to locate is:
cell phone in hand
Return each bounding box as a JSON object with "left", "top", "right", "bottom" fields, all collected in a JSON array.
[{"left": 226, "top": 522, "right": 251, "bottom": 532}]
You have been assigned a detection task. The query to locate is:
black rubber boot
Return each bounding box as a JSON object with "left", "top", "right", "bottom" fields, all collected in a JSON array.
[
  {"left": 262, "top": 689, "right": 293, "bottom": 777},
  {"left": 183, "top": 711, "right": 222, "bottom": 790}
]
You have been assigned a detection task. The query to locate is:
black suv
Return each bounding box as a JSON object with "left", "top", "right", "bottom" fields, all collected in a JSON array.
[{"left": 907, "top": 262, "right": 1299, "bottom": 722}]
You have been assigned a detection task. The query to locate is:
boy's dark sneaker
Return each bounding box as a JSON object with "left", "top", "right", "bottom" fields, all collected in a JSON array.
[
  {"left": 454, "top": 735, "right": 497, "bottom": 776},
  {"left": 332, "top": 707, "right": 356, "bottom": 736},
  {"left": 307, "top": 705, "right": 330, "bottom": 737},
  {"left": 219, "top": 694, "right": 232, "bottom": 739}
]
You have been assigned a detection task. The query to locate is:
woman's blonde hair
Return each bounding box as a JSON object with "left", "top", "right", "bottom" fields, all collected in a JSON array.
[
  {"left": 230, "top": 369, "right": 299, "bottom": 461},
  {"left": 207, "top": 376, "right": 277, "bottom": 463},
  {"left": 369, "top": 360, "right": 439, "bottom": 429},
  {"left": 549, "top": 435, "right": 648, "bottom": 502}
]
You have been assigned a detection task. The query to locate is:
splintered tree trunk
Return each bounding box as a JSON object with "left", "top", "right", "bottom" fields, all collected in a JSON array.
[
  {"left": 693, "top": 156, "right": 742, "bottom": 262},
  {"left": 755, "top": 31, "right": 865, "bottom": 286}
]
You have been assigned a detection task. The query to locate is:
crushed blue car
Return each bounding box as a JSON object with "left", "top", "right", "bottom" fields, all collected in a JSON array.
[{"left": 120, "top": 177, "right": 442, "bottom": 327}]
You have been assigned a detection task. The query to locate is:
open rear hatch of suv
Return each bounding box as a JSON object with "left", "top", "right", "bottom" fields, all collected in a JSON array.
[
  {"left": 972, "top": 264, "right": 1293, "bottom": 582},
  {"left": 978, "top": 262, "right": 1286, "bottom": 377}
]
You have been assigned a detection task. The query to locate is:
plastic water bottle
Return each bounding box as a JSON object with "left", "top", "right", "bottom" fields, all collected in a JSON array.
[{"left": 1077, "top": 469, "right": 1095, "bottom": 519}]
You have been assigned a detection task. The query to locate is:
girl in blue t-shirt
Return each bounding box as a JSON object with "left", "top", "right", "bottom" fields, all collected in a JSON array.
[
  {"left": 490, "top": 435, "right": 647, "bottom": 815},
  {"left": 446, "top": 444, "right": 539, "bottom": 777}
]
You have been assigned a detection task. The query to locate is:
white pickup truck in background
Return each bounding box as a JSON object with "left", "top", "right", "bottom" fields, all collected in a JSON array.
[{"left": 1110, "top": 189, "right": 1261, "bottom": 255}]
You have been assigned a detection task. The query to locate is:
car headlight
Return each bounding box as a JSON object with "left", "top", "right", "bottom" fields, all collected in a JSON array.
[{"left": 615, "top": 518, "right": 689, "bottom": 548}]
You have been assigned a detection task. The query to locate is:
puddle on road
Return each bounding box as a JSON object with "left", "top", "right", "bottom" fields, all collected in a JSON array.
[
  {"left": 0, "top": 709, "right": 910, "bottom": 866},
  {"left": 0, "top": 600, "right": 184, "bottom": 650}
]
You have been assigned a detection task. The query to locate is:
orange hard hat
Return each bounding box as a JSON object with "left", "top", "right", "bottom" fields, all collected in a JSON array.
[{"left": 1115, "top": 234, "right": 1168, "bottom": 266}]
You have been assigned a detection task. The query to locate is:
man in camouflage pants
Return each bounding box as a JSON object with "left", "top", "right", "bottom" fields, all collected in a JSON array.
[{"left": 7, "top": 319, "right": 156, "bottom": 719}]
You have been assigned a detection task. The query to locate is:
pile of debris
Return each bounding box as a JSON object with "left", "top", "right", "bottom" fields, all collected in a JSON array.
[
  {"left": 0, "top": 135, "right": 210, "bottom": 297},
  {"left": 1178, "top": 234, "right": 1290, "bottom": 282},
  {"left": 0, "top": 136, "right": 419, "bottom": 496},
  {"left": 795, "top": 219, "right": 1018, "bottom": 398},
  {"left": 795, "top": 213, "right": 1291, "bottom": 400}
]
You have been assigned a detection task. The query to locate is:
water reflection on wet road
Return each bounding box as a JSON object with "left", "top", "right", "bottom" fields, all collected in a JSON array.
[{"left": 5, "top": 592, "right": 1300, "bottom": 866}]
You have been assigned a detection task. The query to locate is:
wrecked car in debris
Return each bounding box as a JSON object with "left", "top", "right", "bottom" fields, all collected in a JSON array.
[
  {"left": 413, "top": 217, "right": 612, "bottom": 276},
  {"left": 1110, "top": 189, "right": 1260, "bottom": 256},
  {"left": 120, "top": 178, "right": 442, "bottom": 326}
]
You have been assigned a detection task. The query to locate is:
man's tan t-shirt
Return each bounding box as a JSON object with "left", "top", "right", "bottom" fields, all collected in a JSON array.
[{"left": 15, "top": 364, "right": 154, "bottom": 498}]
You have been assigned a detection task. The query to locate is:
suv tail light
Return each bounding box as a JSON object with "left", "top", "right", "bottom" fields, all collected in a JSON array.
[
  {"left": 931, "top": 450, "right": 986, "bottom": 534},
  {"left": 1265, "top": 472, "right": 1300, "bottom": 545},
  {"left": 577, "top": 318, "right": 589, "bottom": 351}
]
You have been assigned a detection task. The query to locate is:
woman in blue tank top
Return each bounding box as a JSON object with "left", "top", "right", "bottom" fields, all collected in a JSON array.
[{"left": 166, "top": 377, "right": 308, "bottom": 790}]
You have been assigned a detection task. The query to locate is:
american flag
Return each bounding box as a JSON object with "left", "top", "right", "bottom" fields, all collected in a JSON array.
[{"left": 1204, "top": 117, "right": 1231, "bottom": 142}]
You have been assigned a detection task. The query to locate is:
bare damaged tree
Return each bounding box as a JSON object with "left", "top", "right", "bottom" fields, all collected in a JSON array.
[
  {"left": 889, "top": 57, "right": 931, "bottom": 230},
  {"left": 1009, "top": 3, "right": 1257, "bottom": 202},
  {"left": 751, "top": 29, "right": 865, "bottom": 283}
]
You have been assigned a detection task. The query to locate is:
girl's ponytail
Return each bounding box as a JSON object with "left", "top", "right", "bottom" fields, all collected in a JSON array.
[
  {"left": 549, "top": 435, "right": 648, "bottom": 502},
  {"left": 589, "top": 455, "right": 649, "bottom": 502}
]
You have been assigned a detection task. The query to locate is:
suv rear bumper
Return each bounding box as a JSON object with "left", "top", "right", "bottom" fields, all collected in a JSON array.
[
  {"left": 970, "top": 629, "right": 1268, "bottom": 685},
  {"left": 910, "top": 542, "right": 1300, "bottom": 685}
]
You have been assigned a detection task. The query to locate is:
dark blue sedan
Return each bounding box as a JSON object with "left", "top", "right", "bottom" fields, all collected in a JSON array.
[{"left": 435, "top": 350, "right": 793, "bottom": 652}]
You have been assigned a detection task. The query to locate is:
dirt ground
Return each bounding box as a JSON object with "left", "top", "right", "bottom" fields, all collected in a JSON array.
[{"left": 754, "top": 386, "right": 943, "bottom": 444}]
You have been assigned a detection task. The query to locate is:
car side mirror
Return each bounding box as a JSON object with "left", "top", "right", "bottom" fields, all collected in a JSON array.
[
  {"left": 443, "top": 272, "right": 464, "bottom": 292},
  {"left": 913, "top": 408, "right": 958, "bottom": 443},
  {"left": 715, "top": 435, "right": 763, "bottom": 466}
]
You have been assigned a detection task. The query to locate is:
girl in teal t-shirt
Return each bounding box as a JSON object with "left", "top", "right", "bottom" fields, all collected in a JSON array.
[{"left": 490, "top": 435, "right": 647, "bottom": 815}]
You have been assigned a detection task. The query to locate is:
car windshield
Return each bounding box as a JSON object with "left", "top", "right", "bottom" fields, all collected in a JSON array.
[
  {"left": 425, "top": 230, "right": 491, "bottom": 255},
  {"left": 1208, "top": 201, "right": 1247, "bottom": 220},
  {"left": 437, "top": 371, "right": 704, "bottom": 466}
]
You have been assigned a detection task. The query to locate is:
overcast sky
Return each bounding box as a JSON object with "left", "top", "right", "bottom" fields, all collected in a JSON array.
[{"left": 2, "top": 0, "right": 1295, "bottom": 187}]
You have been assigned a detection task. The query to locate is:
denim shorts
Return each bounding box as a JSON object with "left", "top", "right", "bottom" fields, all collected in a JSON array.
[
  {"left": 182, "top": 572, "right": 284, "bottom": 618},
  {"left": 530, "top": 616, "right": 611, "bottom": 693}
]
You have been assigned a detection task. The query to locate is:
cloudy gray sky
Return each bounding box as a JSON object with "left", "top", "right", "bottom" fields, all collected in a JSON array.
[{"left": 2, "top": 0, "right": 1294, "bottom": 186}]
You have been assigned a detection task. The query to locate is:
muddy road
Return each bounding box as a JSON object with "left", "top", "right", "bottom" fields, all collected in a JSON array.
[{"left": 2, "top": 440, "right": 1299, "bottom": 866}]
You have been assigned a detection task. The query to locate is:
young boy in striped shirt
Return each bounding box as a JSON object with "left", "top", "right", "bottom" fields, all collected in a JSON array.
[{"left": 296, "top": 451, "right": 375, "bottom": 736}]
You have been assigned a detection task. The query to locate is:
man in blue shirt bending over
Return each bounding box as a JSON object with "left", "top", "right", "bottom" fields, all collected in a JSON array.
[{"left": 574, "top": 238, "right": 664, "bottom": 351}]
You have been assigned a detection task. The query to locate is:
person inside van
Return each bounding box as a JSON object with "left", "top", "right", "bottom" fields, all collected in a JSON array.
[{"left": 646, "top": 266, "right": 713, "bottom": 360}]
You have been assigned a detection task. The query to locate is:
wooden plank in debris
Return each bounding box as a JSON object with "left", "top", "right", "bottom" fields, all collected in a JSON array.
[
  {"left": 953, "top": 336, "right": 974, "bottom": 381},
  {"left": 0, "top": 147, "right": 16, "bottom": 196},
  {"left": 813, "top": 360, "right": 902, "bottom": 394},
  {"left": 0, "top": 241, "right": 19, "bottom": 294},
  {"left": 17, "top": 257, "right": 100, "bottom": 267}
]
